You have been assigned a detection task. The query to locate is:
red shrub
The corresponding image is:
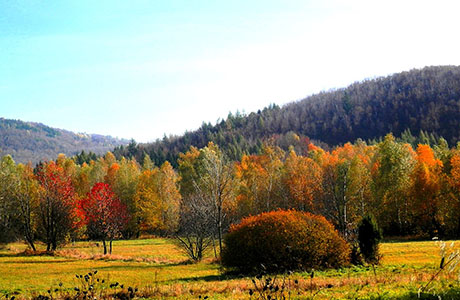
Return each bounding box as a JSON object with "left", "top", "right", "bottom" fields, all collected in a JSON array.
[{"left": 221, "top": 210, "right": 350, "bottom": 273}]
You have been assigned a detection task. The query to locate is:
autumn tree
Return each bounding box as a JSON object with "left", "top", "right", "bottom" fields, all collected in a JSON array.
[
  {"left": 407, "top": 145, "right": 443, "bottom": 235},
  {"left": 135, "top": 161, "right": 181, "bottom": 235},
  {"left": 319, "top": 150, "right": 354, "bottom": 238},
  {"left": 73, "top": 162, "right": 93, "bottom": 198},
  {"left": 36, "top": 161, "right": 77, "bottom": 251},
  {"left": 135, "top": 168, "right": 162, "bottom": 233},
  {"left": 234, "top": 154, "right": 267, "bottom": 217},
  {"left": 89, "top": 157, "right": 109, "bottom": 187},
  {"left": 0, "top": 155, "right": 20, "bottom": 243},
  {"left": 372, "top": 134, "right": 416, "bottom": 235},
  {"left": 142, "top": 154, "right": 155, "bottom": 171},
  {"left": 78, "top": 183, "right": 128, "bottom": 254},
  {"left": 177, "top": 146, "right": 201, "bottom": 198},
  {"left": 157, "top": 162, "right": 181, "bottom": 234},
  {"left": 106, "top": 157, "right": 140, "bottom": 238},
  {"left": 283, "top": 149, "right": 323, "bottom": 211},
  {"left": 12, "top": 164, "right": 40, "bottom": 250},
  {"left": 234, "top": 144, "right": 284, "bottom": 217},
  {"left": 56, "top": 153, "right": 77, "bottom": 180},
  {"left": 311, "top": 143, "right": 374, "bottom": 240},
  {"left": 347, "top": 144, "right": 374, "bottom": 219},
  {"left": 444, "top": 148, "right": 460, "bottom": 236},
  {"left": 195, "top": 143, "right": 234, "bottom": 254}
]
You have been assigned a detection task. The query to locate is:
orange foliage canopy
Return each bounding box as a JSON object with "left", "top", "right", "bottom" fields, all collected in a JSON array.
[{"left": 221, "top": 210, "right": 350, "bottom": 273}]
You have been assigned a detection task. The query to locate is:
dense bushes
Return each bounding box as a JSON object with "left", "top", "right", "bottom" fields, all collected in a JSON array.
[{"left": 221, "top": 210, "right": 350, "bottom": 273}]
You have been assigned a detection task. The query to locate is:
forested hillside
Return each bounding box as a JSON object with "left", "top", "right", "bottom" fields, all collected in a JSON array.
[
  {"left": 0, "top": 118, "right": 128, "bottom": 164},
  {"left": 114, "top": 66, "right": 460, "bottom": 166}
]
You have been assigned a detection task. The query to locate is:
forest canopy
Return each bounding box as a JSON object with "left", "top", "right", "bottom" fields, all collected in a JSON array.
[{"left": 114, "top": 66, "right": 460, "bottom": 167}]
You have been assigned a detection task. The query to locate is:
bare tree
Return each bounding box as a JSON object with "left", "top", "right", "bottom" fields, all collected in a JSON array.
[
  {"left": 174, "top": 194, "right": 214, "bottom": 262},
  {"left": 195, "top": 144, "right": 234, "bottom": 254}
]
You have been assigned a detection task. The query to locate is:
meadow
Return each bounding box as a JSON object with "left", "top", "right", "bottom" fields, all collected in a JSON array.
[{"left": 1, "top": 238, "right": 459, "bottom": 299}]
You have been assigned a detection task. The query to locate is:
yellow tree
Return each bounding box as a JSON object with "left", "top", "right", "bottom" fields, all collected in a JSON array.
[
  {"left": 73, "top": 162, "right": 93, "bottom": 198},
  {"left": 0, "top": 156, "right": 21, "bottom": 243},
  {"left": 282, "top": 149, "right": 322, "bottom": 212},
  {"left": 234, "top": 144, "right": 284, "bottom": 217},
  {"left": 178, "top": 143, "right": 235, "bottom": 254},
  {"left": 345, "top": 142, "right": 375, "bottom": 219},
  {"left": 235, "top": 154, "right": 266, "bottom": 217},
  {"left": 135, "top": 162, "right": 181, "bottom": 235},
  {"left": 157, "top": 161, "right": 181, "bottom": 234},
  {"left": 107, "top": 157, "right": 140, "bottom": 237},
  {"left": 135, "top": 168, "right": 162, "bottom": 233},
  {"left": 88, "top": 157, "right": 109, "bottom": 188},
  {"left": 177, "top": 146, "right": 201, "bottom": 197},
  {"left": 13, "top": 163, "right": 41, "bottom": 251}
]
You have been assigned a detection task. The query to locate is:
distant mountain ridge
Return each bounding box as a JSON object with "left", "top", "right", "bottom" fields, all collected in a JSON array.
[
  {"left": 0, "top": 118, "right": 129, "bottom": 164},
  {"left": 113, "top": 65, "right": 460, "bottom": 166}
]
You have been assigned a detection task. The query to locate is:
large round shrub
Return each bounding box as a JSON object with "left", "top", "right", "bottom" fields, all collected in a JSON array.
[{"left": 221, "top": 210, "right": 350, "bottom": 273}]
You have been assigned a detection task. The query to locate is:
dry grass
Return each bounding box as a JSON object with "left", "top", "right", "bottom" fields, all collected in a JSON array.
[{"left": 0, "top": 239, "right": 459, "bottom": 299}]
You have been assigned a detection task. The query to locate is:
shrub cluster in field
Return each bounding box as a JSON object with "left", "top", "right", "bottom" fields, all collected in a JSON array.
[{"left": 221, "top": 210, "right": 350, "bottom": 273}]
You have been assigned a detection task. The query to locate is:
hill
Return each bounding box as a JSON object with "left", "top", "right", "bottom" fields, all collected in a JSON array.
[
  {"left": 0, "top": 118, "right": 129, "bottom": 164},
  {"left": 114, "top": 65, "right": 460, "bottom": 166}
]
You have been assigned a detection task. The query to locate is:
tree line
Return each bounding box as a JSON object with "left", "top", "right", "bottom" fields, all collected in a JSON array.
[
  {"left": 1, "top": 133, "right": 460, "bottom": 256},
  {"left": 114, "top": 66, "right": 460, "bottom": 168}
]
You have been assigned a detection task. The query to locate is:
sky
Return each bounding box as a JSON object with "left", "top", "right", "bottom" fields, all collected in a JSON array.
[{"left": 1, "top": 0, "right": 460, "bottom": 142}]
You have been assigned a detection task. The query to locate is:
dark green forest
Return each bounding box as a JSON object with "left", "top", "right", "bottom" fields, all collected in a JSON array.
[{"left": 114, "top": 65, "right": 460, "bottom": 167}]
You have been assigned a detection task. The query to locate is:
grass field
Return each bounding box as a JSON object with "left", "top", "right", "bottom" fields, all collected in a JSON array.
[{"left": 1, "top": 238, "right": 460, "bottom": 299}]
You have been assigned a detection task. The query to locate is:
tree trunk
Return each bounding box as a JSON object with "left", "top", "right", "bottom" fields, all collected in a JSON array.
[
  {"left": 109, "top": 240, "right": 113, "bottom": 254},
  {"left": 212, "top": 234, "right": 217, "bottom": 258},
  {"left": 217, "top": 206, "right": 223, "bottom": 255},
  {"left": 103, "top": 240, "right": 107, "bottom": 255},
  {"left": 26, "top": 235, "right": 36, "bottom": 252}
]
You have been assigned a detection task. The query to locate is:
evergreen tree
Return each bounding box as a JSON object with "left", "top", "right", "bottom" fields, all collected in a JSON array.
[{"left": 358, "top": 215, "right": 382, "bottom": 264}]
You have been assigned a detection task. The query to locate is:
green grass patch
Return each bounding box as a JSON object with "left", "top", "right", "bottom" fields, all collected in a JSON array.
[{"left": 0, "top": 239, "right": 459, "bottom": 299}]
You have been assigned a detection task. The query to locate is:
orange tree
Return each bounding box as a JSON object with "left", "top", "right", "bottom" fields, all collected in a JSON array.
[
  {"left": 36, "top": 161, "right": 77, "bottom": 251},
  {"left": 221, "top": 210, "right": 350, "bottom": 273}
]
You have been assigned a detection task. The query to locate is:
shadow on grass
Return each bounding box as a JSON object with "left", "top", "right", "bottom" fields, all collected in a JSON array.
[
  {"left": 0, "top": 252, "right": 18, "bottom": 258},
  {"left": 92, "top": 260, "right": 196, "bottom": 271},
  {"left": 0, "top": 250, "right": 77, "bottom": 261},
  {"left": 174, "top": 273, "right": 241, "bottom": 283},
  {"left": 1, "top": 259, "right": 75, "bottom": 264}
]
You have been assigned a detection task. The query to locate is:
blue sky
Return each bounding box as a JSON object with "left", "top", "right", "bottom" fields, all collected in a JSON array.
[{"left": 2, "top": 0, "right": 460, "bottom": 142}]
